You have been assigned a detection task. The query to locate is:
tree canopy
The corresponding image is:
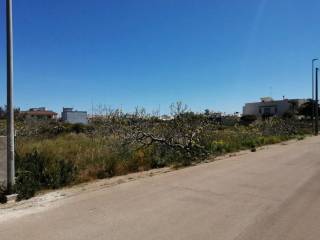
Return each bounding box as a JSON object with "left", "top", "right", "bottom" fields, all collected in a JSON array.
[{"left": 298, "top": 101, "right": 320, "bottom": 117}]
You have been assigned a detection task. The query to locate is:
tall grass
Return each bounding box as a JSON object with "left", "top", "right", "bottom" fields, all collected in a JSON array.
[
  {"left": 11, "top": 117, "right": 310, "bottom": 201},
  {"left": 15, "top": 133, "right": 155, "bottom": 190}
]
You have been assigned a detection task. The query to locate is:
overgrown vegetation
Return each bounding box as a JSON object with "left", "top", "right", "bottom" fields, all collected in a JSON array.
[
  {"left": 15, "top": 150, "right": 76, "bottom": 200},
  {"left": 0, "top": 185, "right": 7, "bottom": 204},
  {"left": 0, "top": 102, "right": 313, "bottom": 201}
]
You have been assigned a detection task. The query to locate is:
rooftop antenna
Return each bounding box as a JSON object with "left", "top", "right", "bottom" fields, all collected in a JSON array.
[{"left": 269, "top": 86, "right": 273, "bottom": 98}]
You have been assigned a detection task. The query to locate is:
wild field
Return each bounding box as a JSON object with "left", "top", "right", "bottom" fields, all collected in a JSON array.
[{"left": 0, "top": 107, "right": 312, "bottom": 201}]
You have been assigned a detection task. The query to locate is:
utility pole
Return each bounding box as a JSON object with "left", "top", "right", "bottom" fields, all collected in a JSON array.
[
  {"left": 312, "top": 59, "right": 318, "bottom": 133},
  {"left": 6, "top": 0, "right": 15, "bottom": 192},
  {"left": 315, "top": 68, "right": 319, "bottom": 136}
]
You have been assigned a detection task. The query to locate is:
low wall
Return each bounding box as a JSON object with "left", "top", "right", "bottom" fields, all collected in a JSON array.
[{"left": 0, "top": 136, "right": 7, "bottom": 187}]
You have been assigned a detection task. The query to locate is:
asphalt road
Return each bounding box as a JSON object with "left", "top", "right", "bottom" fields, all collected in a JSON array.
[{"left": 1, "top": 136, "right": 320, "bottom": 240}]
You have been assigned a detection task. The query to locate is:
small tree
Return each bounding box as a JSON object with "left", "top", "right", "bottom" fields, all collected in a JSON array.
[
  {"left": 125, "top": 111, "right": 209, "bottom": 166},
  {"left": 282, "top": 111, "right": 294, "bottom": 119},
  {"left": 240, "top": 115, "right": 257, "bottom": 125},
  {"left": 298, "top": 101, "right": 320, "bottom": 118},
  {"left": 170, "top": 101, "right": 189, "bottom": 117}
]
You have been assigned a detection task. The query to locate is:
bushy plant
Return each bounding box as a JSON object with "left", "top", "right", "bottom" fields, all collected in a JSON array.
[
  {"left": 240, "top": 115, "right": 257, "bottom": 125},
  {"left": 95, "top": 157, "right": 117, "bottom": 179},
  {"left": 0, "top": 184, "right": 7, "bottom": 204},
  {"left": 15, "top": 150, "right": 76, "bottom": 200},
  {"left": 15, "top": 170, "right": 39, "bottom": 201},
  {"left": 253, "top": 118, "right": 298, "bottom": 136}
]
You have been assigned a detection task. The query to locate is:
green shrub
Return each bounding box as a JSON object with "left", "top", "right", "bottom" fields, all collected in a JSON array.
[
  {"left": 96, "top": 157, "right": 117, "bottom": 179},
  {"left": 297, "top": 135, "right": 305, "bottom": 141},
  {"left": 240, "top": 115, "right": 257, "bottom": 125},
  {"left": 15, "top": 170, "right": 39, "bottom": 201},
  {"left": 242, "top": 138, "right": 257, "bottom": 149},
  {"left": 15, "top": 150, "right": 76, "bottom": 200},
  {"left": 0, "top": 185, "right": 7, "bottom": 204},
  {"left": 149, "top": 145, "right": 174, "bottom": 168},
  {"left": 42, "top": 159, "right": 76, "bottom": 189},
  {"left": 282, "top": 111, "right": 294, "bottom": 119},
  {"left": 71, "top": 123, "right": 87, "bottom": 134}
]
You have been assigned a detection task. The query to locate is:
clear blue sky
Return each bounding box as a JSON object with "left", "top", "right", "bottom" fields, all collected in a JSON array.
[{"left": 0, "top": 0, "right": 319, "bottom": 114}]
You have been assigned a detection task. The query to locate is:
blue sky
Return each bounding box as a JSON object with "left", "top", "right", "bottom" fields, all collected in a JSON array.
[{"left": 0, "top": 0, "right": 319, "bottom": 114}]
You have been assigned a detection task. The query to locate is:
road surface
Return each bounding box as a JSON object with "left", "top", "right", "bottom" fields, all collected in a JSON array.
[{"left": 1, "top": 136, "right": 320, "bottom": 240}]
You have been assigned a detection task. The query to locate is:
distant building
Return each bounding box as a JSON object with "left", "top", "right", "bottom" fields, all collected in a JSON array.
[
  {"left": 22, "top": 107, "right": 57, "bottom": 120},
  {"left": 159, "top": 115, "right": 174, "bottom": 121},
  {"left": 62, "top": 108, "right": 88, "bottom": 124},
  {"left": 243, "top": 97, "right": 307, "bottom": 118}
]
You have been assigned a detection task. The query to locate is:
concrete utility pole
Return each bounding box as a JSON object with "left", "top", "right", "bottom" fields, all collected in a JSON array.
[
  {"left": 312, "top": 59, "right": 318, "bottom": 132},
  {"left": 6, "top": 0, "right": 15, "bottom": 191},
  {"left": 315, "top": 68, "right": 319, "bottom": 136}
]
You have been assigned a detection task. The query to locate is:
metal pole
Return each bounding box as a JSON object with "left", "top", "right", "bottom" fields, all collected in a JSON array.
[
  {"left": 6, "top": 0, "right": 15, "bottom": 192},
  {"left": 312, "top": 59, "right": 318, "bottom": 132},
  {"left": 312, "top": 61, "right": 315, "bottom": 130},
  {"left": 315, "top": 68, "right": 319, "bottom": 136}
]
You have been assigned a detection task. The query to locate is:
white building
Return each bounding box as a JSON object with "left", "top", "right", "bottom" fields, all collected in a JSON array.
[
  {"left": 62, "top": 108, "right": 88, "bottom": 124},
  {"left": 243, "top": 97, "right": 307, "bottom": 118}
]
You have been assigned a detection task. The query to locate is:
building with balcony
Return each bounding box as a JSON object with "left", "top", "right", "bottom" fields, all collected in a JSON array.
[{"left": 243, "top": 97, "right": 307, "bottom": 118}]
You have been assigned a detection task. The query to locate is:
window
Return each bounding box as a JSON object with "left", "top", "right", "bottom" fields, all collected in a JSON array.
[{"left": 263, "top": 107, "right": 271, "bottom": 115}]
